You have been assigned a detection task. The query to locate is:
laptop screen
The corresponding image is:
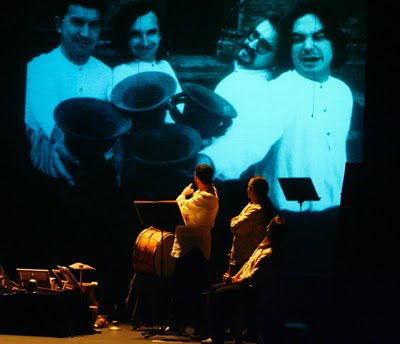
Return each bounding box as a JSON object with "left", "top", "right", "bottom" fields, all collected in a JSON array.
[{"left": 16, "top": 268, "right": 51, "bottom": 289}]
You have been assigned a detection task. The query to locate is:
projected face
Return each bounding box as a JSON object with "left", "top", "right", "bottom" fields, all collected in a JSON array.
[
  {"left": 56, "top": 4, "right": 101, "bottom": 65},
  {"left": 237, "top": 19, "right": 278, "bottom": 70},
  {"left": 291, "top": 14, "right": 333, "bottom": 83},
  {"left": 128, "top": 11, "right": 161, "bottom": 63}
]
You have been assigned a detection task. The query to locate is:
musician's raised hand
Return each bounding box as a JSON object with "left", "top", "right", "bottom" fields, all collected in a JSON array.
[{"left": 181, "top": 183, "right": 195, "bottom": 197}]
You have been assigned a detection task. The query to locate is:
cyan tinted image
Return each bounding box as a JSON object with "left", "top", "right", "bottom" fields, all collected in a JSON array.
[
  {"left": 13, "top": 0, "right": 368, "bottom": 325},
  {"left": 24, "top": 0, "right": 365, "bottom": 208}
]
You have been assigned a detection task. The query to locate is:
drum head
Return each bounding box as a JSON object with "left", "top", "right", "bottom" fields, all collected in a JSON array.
[{"left": 133, "top": 228, "right": 175, "bottom": 277}]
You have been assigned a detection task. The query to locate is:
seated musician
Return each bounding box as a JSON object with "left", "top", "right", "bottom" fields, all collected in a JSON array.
[{"left": 201, "top": 215, "right": 288, "bottom": 344}]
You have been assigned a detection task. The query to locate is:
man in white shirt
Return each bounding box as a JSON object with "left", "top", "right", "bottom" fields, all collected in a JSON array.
[
  {"left": 172, "top": 164, "right": 219, "bottom": 261},
  {"left": 252, "top": 1, "right": 356, "bottom": 275},
  {"left": 25, "top": 0, "right": 112, "bottom": 186},
  {"left": 169, "top": 164, "right": 219, "bottom": 334},
  {"left": 200, "top": 16, "right": 280, "bottom": 180},
  {"left": 255, "top": 1, "right": 353, "bottom": 213}
]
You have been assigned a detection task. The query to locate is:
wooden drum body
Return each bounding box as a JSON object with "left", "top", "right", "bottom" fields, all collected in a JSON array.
[{"left": 132, "top": 227, "right": 175, "bottom": 277}]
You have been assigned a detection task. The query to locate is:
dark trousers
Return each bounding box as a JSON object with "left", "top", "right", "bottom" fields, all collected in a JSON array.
[
  {"left": 205, "top": 282, "right": 256, "bottom": 343},
  {"left": 170, "top": 248, "right": 210, "bottom": 331}
]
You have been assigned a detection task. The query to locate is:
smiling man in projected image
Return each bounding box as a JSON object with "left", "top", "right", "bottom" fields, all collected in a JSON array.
[
  {"left": 25, "top": 0, "right": 111, "bottom": 185},
  {"left": 110, "top": 0, "right": 181, "bottom": 123},
  {"left": 200, "top": 15, "right": 281, "bottom": 180}
]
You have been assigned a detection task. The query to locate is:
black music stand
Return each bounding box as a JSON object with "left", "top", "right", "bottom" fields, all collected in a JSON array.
[
  {"left": 134, "top": 200, "right": 185, "bottom": 235},
  {"left": 278, "top": 178, "right": 320, "bottom": 212},
  {"left": 133, "top": 200, "right": 190, "bottom": 341}
]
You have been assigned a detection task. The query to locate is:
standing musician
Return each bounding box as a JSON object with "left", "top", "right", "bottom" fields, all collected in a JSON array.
[
  {"left": 229, "top": 176, "right": 274, "bottom": 276},
  {"left": 167, "top": 164, "right": 219, "bottom": 335}
]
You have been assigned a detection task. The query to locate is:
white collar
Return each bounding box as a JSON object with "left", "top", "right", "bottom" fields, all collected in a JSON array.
[
  {"left": 55, "top": 46, "right": 91, "bottom": 69},
  {"left": 234, "top": 61, "right": 273, "bottom": 80},
  {"left": 291, "top": 69, "right": 331, "bottom": 86}
]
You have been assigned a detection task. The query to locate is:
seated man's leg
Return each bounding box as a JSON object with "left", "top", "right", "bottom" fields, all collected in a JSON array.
[{"left": 206, "top": 282, "right": 249, "bottom": 344}]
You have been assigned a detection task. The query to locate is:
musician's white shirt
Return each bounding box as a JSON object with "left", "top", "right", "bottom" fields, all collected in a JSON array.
[
  {"left": 171, "top": 186, "right": 219, "bottom": 261},
  {"left": 239, "top": 241, "right": 272, "bottom": 281}
]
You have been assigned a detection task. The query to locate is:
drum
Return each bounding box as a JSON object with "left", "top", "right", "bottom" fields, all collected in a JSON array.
[{"left": 132, "top": 227, "right": 176, "bottom": 277}]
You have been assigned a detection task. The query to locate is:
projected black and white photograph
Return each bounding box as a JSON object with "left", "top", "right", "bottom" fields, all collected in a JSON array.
[{"left": 4, "top": 0, "right": 396, "bottom": 343}]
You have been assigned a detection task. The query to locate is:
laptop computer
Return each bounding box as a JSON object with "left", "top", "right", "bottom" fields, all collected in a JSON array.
[{"left": 16, "top": 268, "right": 52, "bottom": 289}]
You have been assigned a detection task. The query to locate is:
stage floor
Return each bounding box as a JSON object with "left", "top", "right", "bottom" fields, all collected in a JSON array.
[
  {"left": 0, "top": 323, "right": 256, "bottom": 344},
  {"left": 0, "top": 323, "right": 191, "bottom": 344}
]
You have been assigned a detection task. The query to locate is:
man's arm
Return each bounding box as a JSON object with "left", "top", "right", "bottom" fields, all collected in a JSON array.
[
  {"left": 25, "top": 58, "right": 60, "bottom": 140},
  {"left": 224, "top": 248, "right": 271, "bottom": 285},
  {"left": 222, "top": 265, "right": 248, "bottom": 284},
  {"left": 176, "top": 184, "right": 212, "bottom": 210},
  {"left": 230, "top": 204, "right": 262, "bottom": 234},
  {"left": 25, "top": 57, "right": 72, "bottom": 180}
]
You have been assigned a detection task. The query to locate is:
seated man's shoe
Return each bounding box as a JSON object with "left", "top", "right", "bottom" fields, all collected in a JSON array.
[
  {"left": 164, "top": 325, "right": 176, "bottom": 333},
  {"left": 201, "top": 337, "right": 224, "bottom": 344},
  {"left": 164, "top": 325, "right": 186, "bottom": 334}
]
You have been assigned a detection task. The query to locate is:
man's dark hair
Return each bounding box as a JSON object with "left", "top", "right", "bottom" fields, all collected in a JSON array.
[
  {"left": 267, "top": 215, "right": 288, "bottom": 249},
  {"left": 57, "top": 0, "right": 106, "bottom": 19},
  {"left": 250, "top": 13, "right": 281, "bottom": 36},
  {"left": 249, "top": 176, "right": 273, "bottom": 217},
  {"left": 276, "top": 0, "right": 347, "bottom": 73},
  {"left": 250, "top": 176, "right": 269, "bottom": 201},
  {"left": 195, "top": 164, "right": 214, "bottom": 185},
  {"left": 112, "top": 0, "right": 166, "bottom": 63}
]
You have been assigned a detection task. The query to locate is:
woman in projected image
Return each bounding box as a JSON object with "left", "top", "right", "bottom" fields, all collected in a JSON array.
[{"left": 111, "top": 0, "right": 181, "bottom": 123}]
